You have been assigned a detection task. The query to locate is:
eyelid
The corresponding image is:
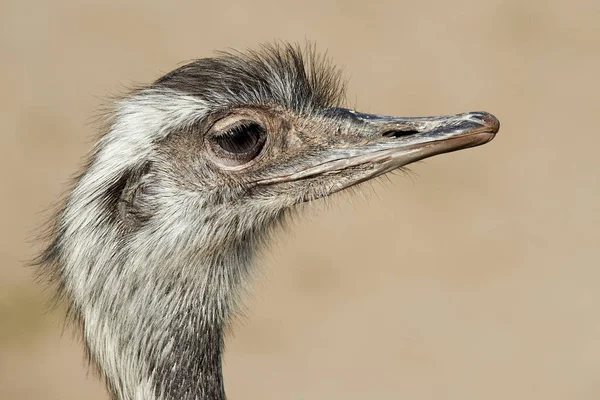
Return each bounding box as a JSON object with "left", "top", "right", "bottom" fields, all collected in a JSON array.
[
  {"left": 208, "top": 114, "right": 261, "bottom": 136},
  {"left": 212, "top": 119, "right": 255, "bottom": 137}
]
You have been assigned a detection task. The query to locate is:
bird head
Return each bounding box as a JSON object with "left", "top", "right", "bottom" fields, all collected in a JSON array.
[{"left": 90, "top": 44, "right": 498, "bottom": 254}]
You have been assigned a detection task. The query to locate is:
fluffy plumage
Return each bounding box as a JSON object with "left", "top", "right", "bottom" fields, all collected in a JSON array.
[{"left": 156, "top": 43, "right": 346, "bottom": 112}]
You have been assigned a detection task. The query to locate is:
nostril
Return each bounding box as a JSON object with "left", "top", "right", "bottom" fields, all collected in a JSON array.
[{"left": 381, "top": 129, "right": 419, "bottom": 138}]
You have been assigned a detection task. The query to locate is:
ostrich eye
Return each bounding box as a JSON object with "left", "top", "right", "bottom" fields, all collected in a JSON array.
[
  {"left": 207, "top": 120, "right": 267, "bottom": 167},
  {"left": 216, "top": 122, "right": 264, "bottom": 154}
]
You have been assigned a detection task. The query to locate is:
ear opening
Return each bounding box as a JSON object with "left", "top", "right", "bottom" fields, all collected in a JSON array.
[{"left": 105, "top": 161, "right": 153, "bottom": 232}]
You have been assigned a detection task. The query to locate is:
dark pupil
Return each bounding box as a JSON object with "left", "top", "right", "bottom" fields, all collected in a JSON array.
[{"left": 216, "top": 123, "right": 263, "bottom": 155}]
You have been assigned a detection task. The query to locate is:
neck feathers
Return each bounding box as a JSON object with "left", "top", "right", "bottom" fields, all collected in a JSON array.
[{"left": 44, "top": 196, "right": 252, "bottom": 399}]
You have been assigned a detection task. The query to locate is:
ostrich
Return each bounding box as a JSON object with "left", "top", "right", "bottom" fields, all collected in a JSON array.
[{"left": 37, "top": 43, "right": 499, "bottom": 400}]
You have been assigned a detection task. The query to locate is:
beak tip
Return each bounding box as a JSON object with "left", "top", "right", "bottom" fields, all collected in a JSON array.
[{"left": 478, "top": 111, "right": 500, "bottom": 134}]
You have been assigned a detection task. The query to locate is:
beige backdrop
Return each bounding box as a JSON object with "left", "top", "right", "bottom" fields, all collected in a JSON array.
[{"left": 1, "top": 0, "right": 599, "bottom": 399}]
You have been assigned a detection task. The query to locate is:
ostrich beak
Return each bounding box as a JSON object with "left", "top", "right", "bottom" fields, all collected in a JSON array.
[
  {"left": 256, "top": 109, "right": 499, "bottom": 193},
  {"left": 323, "top": 109, "right": 501, "bottom": 191}
]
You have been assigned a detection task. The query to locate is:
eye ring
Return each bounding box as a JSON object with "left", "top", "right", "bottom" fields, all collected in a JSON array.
[{"left": 206, "top": 119, "right": 267, "bottom": 168}]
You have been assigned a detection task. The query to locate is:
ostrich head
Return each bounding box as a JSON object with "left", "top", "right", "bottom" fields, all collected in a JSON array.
[{"left": 38, "top": 44, "right": 499, "bottom": 400}]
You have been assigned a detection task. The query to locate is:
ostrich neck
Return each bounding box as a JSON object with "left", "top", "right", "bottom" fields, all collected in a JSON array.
[
  {"left": 78, "top": 237, "right": 252, "bottom": 400},
  {"left": 151, "top": 300, "right": 226, "bottom": 400}
]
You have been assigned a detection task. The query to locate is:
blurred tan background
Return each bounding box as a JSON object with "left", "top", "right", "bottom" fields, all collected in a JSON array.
[{"left": 1, "top": 0, "right": 599, "bottom": 399}]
